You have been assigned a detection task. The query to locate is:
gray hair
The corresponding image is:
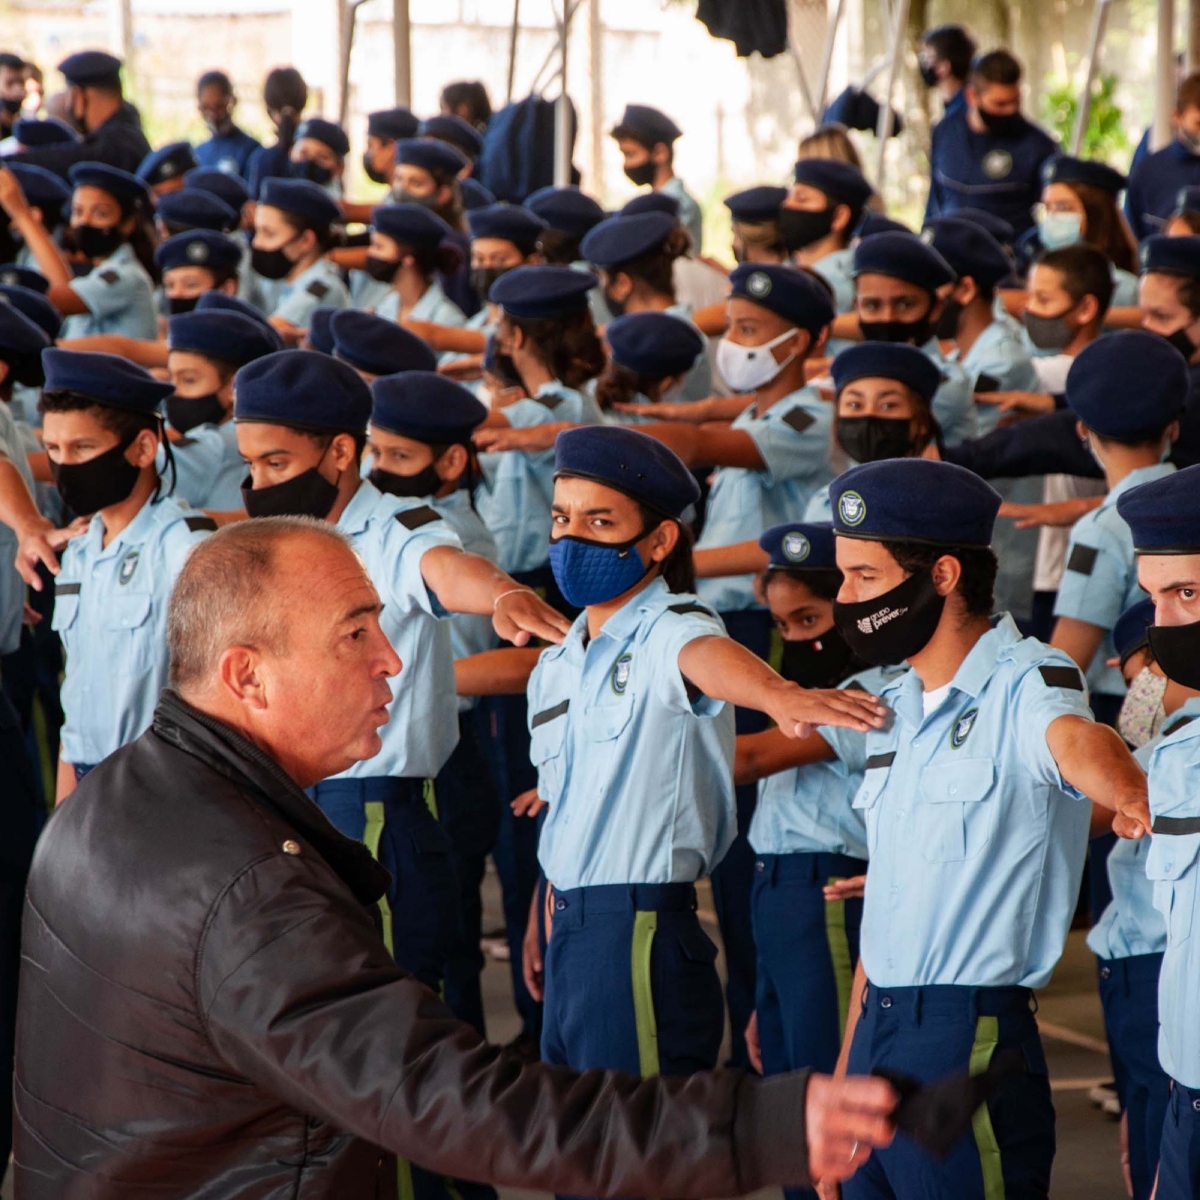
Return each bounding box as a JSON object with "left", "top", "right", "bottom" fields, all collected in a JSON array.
[{"left": 167, "top": 517, "right": 354, "bottom": 693}]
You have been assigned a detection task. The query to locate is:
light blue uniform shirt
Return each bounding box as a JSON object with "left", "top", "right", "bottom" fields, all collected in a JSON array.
[
  {"left": 811, "top": 248, "right": 856, "bottom": 315},
  {"left": 748, "top": 664, "right": 906, "bottom": 859},
  {"left": 476, "top": 382, "right": 603, "bottom": 575},
  {"left": 922, "top": 337, "right": 976, "bottom": 447},
  {"left": 349, "top": 269, "right": 393, "bottom": 312},
  {"left": 1145, "top": 698, "right": 1200, "bottom": 1086},
  {"left": 168, "top": 420, "right": 245, "bottom": 512},
  {"left": 329, "top": 480, "right": 464, "bottom": 781},
  {"left": 855, "top": 615, "right": 1094, "bottom": 988},
  {"left": 61, "top": 242, "right": 157, "bottom": 340},
  {"left": 696, "top": 386, "right": 834, "bottom": 613},
  {"left": 1112, "top": 268, "right": 1139, "bottom": 309},
  {"left": 52, "top": 495, "right": 213, "bottom": 765},
  {"left": 659, "top": 176, "right": 704, "bottom": 255},
  {"left": 531, "top": 578, "right": 736, "bottom": 889},
  {"left": 0, "top": 400, "right": 35, "bottom": 654},
  {"left": 375, "top": 277, "right": 467, "bottom": 327},
  {"left": 803, "top": 485, "right": 833, "bottom": 522},
  {"left": 270, "top": 257, "right": 349, "bottom": 329},
  {"left": 961, "top": 320, "right": 1039, "bottom": 436},
  {"left": 1055, "top": 463, "right": 1176, "bottom": 698}
]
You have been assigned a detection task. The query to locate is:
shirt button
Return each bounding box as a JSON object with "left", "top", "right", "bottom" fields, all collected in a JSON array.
[
  {"left": 755, "top": 861, "right": 765, "bottom": 872},
  {"left": 555, "top": 899, "right": 566, "bottom": 912},
  {"left": 949, "top": 785, "right": 958, "bottom": 796},
  {"left": 880, "top": 996, "right": 893, "bottom": 1009},
  {"left": 1099, "top": 966, "right": 1111, "bottom": 979},
  {"left": 281, "top": 840, "right": 301, "bottom": 855},
  {"left": 1193, "top": 1099, "right": 1200, "bottom": 1113}
]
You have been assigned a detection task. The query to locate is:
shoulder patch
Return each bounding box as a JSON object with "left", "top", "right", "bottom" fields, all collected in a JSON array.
[
  {"left": 54, "top": 580, "right": 81, "bottom": 596},
  {"left": 1066, "top": 544, "right": 1098, "bottom": 576},
  {"left": 865, "top": 751, "right": 895, "bottom": 769},
  {"left": 1165, "top": 714, "right": 1196, "bottom": 738},
  {"left": 395, "top": 505, "right": 443, "bottom": 530},
  {"left": 98, "top": 269, "right": 121, "bottom": 285},
  {"left": 306, "top": 280, "right": 330, "bottom": 299},
  {"left": 842, "top": 678, "right": 867, "bottom": 692},
  {"left": 781, "top": 406, "right": 816, "bottom": 434},
  {"left": 538, "top": 391, "right": 563, "bottom": 411},
  {"left": 1039, "top": 664, "right": 1085, "bottom": 691},
  {"left": 668, "top": 601, "right": 715, "bottom": 618},
  {"left": 184, "top": 515, "right": 218, "bottom": 533},
  {"left": 1152, "top": 815, "right": 1200, "bottom": 836},
  {"left": 531, "top": 699, "right": 569, "bottom": 728}
]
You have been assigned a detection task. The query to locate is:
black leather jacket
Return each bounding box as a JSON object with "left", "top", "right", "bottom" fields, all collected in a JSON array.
[{"left": 15, "top": 691, "right": 812, "bottom": 1198}]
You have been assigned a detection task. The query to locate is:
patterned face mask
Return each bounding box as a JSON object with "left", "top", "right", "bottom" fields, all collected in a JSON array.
[{"left": 1116, "top": 666, "right": 1168, "bottom": 749}]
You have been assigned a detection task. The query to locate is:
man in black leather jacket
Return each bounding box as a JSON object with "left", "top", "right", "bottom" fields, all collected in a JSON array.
[{"left": 14, "top": 517, "right": 896, "bottom": 1199}]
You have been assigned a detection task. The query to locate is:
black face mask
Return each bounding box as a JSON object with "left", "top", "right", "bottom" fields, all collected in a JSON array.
[
  {"left": 167, "top": 295, "right": 200, "bottom": 316},
  {"left": 74, "top": 223, "right": 125, "bottom": 260},
  {"left": 241, "top": 465, "right": 339, "bottom": 519},
  {"left": 833, "top": 569, "right": 947, "bottom": 666},
  {"left": 1, "top": 97, "right": 22, "bottom": 116},
  {"left": 919, "top": 62, "right": 941, "bottom": 88},
  {"left": 363, "top": 151, "right": 390, "bottom": 185},
  {"left": 166, "top": 392, "right": 225, "bottom": 435},
  {"left": 291, "top": 159, "right": 333, "bottom": 186},
  {"left": 859, "top": 315, "right": 934, "bottom": 346},
  {"left": 779, "top": 625, "right": 859, "bottom": 689},
  {"left": 1148, "top": 622, "right": 1200, "bottom": 690},
  {"left": 1164, "top": 325, "right": 1198, "bottom": 362},
  {"left": 51, "top": 435, "right": 142, "bottom": 516},
  {"left": 369, "top": 463, "right": 443, "bottom": 499},
  {"left": 365, "top": 254, "right": 400, "bottom": 283},
  {"left": 470, "top": 266, "right": 510, "bottom": 306},
  {"left": 250, "top": 238, "right": 298, "bottom": 281},
  {"left": 837, "top": 415, "right": 915, "bottom": 464},
  {"left": 623, "top": 160, "right": 657, "bottom": 187},
  {"left": 934, "top": 298, "right": 963, "bottom": 341},
  {"left": 978, "top": 108, "right": 1025, "bottom": 138},
  {"left": 779, "top": 205, "right": 837, "bottom": 252}
]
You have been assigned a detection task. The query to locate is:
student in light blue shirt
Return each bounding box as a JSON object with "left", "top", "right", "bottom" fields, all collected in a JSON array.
[{"left": 592, "top": 310, "right": 707, "bottom": 425}]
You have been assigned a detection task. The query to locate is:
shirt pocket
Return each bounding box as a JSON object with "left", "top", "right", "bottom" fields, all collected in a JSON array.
[
  {"left": 529, "top": 702, "right": 570, "bottom": 806},
  {"left": 581, "top": 699, "right": 634, "bottom": 744},
  {"left": 851, "top": 766, "right": 889, "bottom": 854},
  {"left": 103, "top": 592, "right": 155, "bottom": 673},
  {"left": 50, "top": 591, "right": 80, "bottom": 634},
  {"left": 916, "top": 757, "right": 997, "bottom": 864},
  {"left": 1146, "top": 831, "right": 1200, "bottom": 945}
]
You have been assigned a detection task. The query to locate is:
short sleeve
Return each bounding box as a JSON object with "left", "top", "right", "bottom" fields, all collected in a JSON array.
[
  {"left": 744, "top": 404, "right": 828, "bottom": 484},
  {"left": 1013, "top": 656, "right": 1094, "bottom": 791},
  {"left": 653, "top": 604, "right": 729, "bottom": 716},
  {"left": 168, "top": 426, "right": 227, "bottom": 508},
  {"left": 971, "top": 344, "right": 1037, "bottom": 394},
  {"left": 504, "top": 398, "right": 559, "bottom": 429},
  {"left": 1053, "top": 525, "right": 1127, "bottom": 631},
  {"left": 383, "top": 513, "right": 463, "bottom": 619},
  {"left": 160, "top": 514, "right": 216, "bottom": 580},
  {"left": 816, "top": 723, "right": 869, "bottom": 775},
  {"left": 70, "top": 262, "right": 138, "bottom": 321},
  {"left": 274, "top": 274, "right": 348, "bottom": 328}
]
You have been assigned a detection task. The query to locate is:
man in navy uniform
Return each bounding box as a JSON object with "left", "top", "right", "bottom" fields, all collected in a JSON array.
[{"left": 919, "top": 25, "right": 977, "bottom": 124}]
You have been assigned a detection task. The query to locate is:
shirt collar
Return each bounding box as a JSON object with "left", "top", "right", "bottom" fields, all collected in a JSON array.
[
  {"left": 91, "top": 491, "right": 163, "bottom": 560},
  {"left": 335, "top": 478, "right": 376, "bottom": 534},
  {"left": 595, "top": 575, "right": 673, "bottom": 643},
  {"left": 1102, "top": 462, "right": 1176, "bottom": 509}
]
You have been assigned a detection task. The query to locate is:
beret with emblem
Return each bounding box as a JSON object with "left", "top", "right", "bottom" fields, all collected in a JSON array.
[
  {"left": 156, "top": 187, "right": 238, "bottom": 232},
  {"left": 168, "top": 310, "right": 282, "bottom": 365},
  {"left": 489, "top": 264, "right": 597, "bottom": 318},
  {"left": 183, "top": 167, "right": 250, "bottom": 213},
  {"left": 0, "top": 264, "right": 48, "bottom": 294},
  {"left": 555, "top": 424, "right": 699, "bottom": 518},
  {"left": 580, "top": 211, "right": 676, "bottom": 267},
  {"left": 295, "top": 117, "right": 349, "bottom": 158},
  {"left": 372, "top": 202, "right": 454, "bottom": 250},
  {"left": 195, "top": 290, "right": 274, "bottom": 329},
  {"left": 793, "top": 159, "right": 873, "bottom": 210},
  {"left": 5, "top": 164, "right": 71, "bottom": 215},
  {"left": 759, "top": 521, "right": 838, "bottom": 572},
  {"left": 460, "top": 177, "right": 495, "bottom": 210},
  {"left": 13, "top": 117, "right": 78, "bottom": 147},
  {"left": 620, "top": 192, "right": 680, "bottom": 219},
  {"left": 1118, "top": 464, "right": 1200, "bottom": 553},
  {"left": 822, "top": 86, "right": 904, "bottom": 137},
  {"left": 57, "top": 50, "right": 122, "bottom": 87},
  {"left": 258, "top": 177, "right": 341, "bottom": 229},
  {"left": 525, "top": 185, "right": 607, "bottom": 237},
  {"left": 467, "top": 203, "right": 547, "bottom": 254},
  {"left": 611, "top": 104, "right": 682, "bottom": 147},
  {"left": 136, "top": 141, "right": 198, "bottom": 187},
  {"left": 853, "top": 231, "right": 956, "bottom": 291},
  {"left": 729, "top": 262, "right": 836, "bottom": 333},
  {"left": 924, "top": 217, "right": 1011, "bottom": 291},
  {"left": 153, "top": 228, "right": 243, "bottom": 274},
  {"left": 395, "top": 137, "right": 468, "bottom": 179},
  {"left": 330, "top": 309, "right": 437, "bottom": 376},
  {"left": 368, "top": 107, "right": 420, "bottom": 142},
  {"left": 1140, "top": 234, "right": 1200, "bottom": 279},
  {"left": 68, "top": 162, "right": 151, "bottom": 212},
  {"left": 1042, "top": 155, "right": 1126, "bottom": 197},
  {"left": 307, "top": 305, "right": 338, "bottom": 354},
  {"left": 606, "top": 311, "right": 704, "bottom": 377},
  {"left": 724, "top": 185, "right": 788, "bottom": 223},
  {"left": 1113, "top": 597, "right": 1156, "bottom": 666},
  {"left": 830, "top": 342, "right": 942, "bottom": 406},
  {"left": 0, "top": 284, "right": 62, "bottom": 339},
  {"left": 42, "top": 348, "right": 173, "bottom": 413},
  {"left": 419, "top": 114, "right": 483, "bottom": 159},
  {"left": 831, "top": 458, "right": 1001, "bottom": 547},
  {"left": 234, "top": 349, "right": 372, "bottom": 434},
  {"left": 370, "top": 371, "right": 488, "bottom": 444}
]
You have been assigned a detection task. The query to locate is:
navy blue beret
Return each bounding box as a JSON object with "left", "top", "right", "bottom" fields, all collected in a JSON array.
[
  {"left": 372, "top": 202, "right": 453, "bottom": 249},
  {"left": 853, "top": 231, "right": 956, "bottom": 290},
  {"left": 58, "top": 50, "right": 122, "bottom": 87},
  {"left": 306, "top": 306, "right": 337, "bottom": 353},
  {"left": 724, "top": 186, "right": 787, "bottom": 223},
  {"left": 419, "top": 114, "right": 483, "bottom": 159},
  {"left": 830, "top": 342, "right": 943, "bottom": 405},
  {"left": 526, "top": 185, "right": 607, "bottom": 237},
  {"left": 606, "top": 311, "right": 704, "bottom": 377},
  {"left": 13, "top": 117, "right": 78, "bottom": 147},
  {"left": 728, "top": 263, "right": 836, "bottom": 334},
  {"left": 580, "top": 211, "right": 676, "bottom": 268},
  {"left": 154, "top": 229, "right": 242, "bottom": 274},
  {"left": 1118, "top": 465, "right": 1200, "bottom": 552},
  {"left": 136, "top": 141, "right": 198, "bottom": 186},
  {"left": 195, "top": 290, "right": 274, "bottom": 329},
  {"left": 396, "top": 137, "right": 467, "bottom": 178},
  {"left": 793, "top": 159, "right": 873, "bottom": 210},
  {"left": 1066, "top": 331, "right": 1188, "bottom": 440},
  {"left": 489, "top": 264, "right": 597, "bottom": 318},
  {"left": 925, "top": 217, "right": 1011, "bottom": 290},
  {"left": 856, "top": 212, "right": 912, "bottom": 238},
  {"left": 0, "top": 284, "right": 62, "bottom": 339},
  {"left": 555, "top": 424, "right": 699, "bottom": 518},
  {"left": 0, "top": 264, "right": 49, "bottom": 294},
  {"left": 1042, "top": 155, "right": 1126, "bottom": 197},
  {"left": 467, "top": 203, "right": 547, "bottom": 253},
  {"left": 0, "top": 302, "right": 50, "bottom": 356},
  {"left": 831, "top": 459, "right": 1001, "bottom": 547},
  {"left": 947, "top": 206, "right": 1016, "bottom": 247},
  {"left": 330, "top": 309, "right": 437, "bottom": 376},
  {"left": 234, "top": 349, "right": 372, "bottom": 434},
  {"left": 368, "top": 107, "right": 420, "bottom": 141},
  {"left": 42, "top": 348, "right": 173, "bottom": 413},
  {"left": 759, "top": 521, "right": 838, "bottom": 571},
  {"left": 258, "top": 176, "right": 341, "bottom": 229},
  {"left": 1113, "top": 597, "right": 1156, "bottom": 665},
  {"left": 611, "top": 104, "right": 682, "bottom": 147},
  {"left": 183, "top": 167, "right": 250, "bottom": 212},
  {"left": 295, "top": 117, "right": 349, "bottom": 158},
  {"left": 68, "top": 162, "right": 150, "bottom": 212},
  {"left": 1175, "top": 186, "right": 1200, "bottom": 215},
  {"left": 1140, "top": 234, "right": 1200, "bottom": 278},
  {"left": 620, "top": 192, "right": 680, "bottom": 219},
  {"left": 168, "top": 309, "right": 281, "bottom": 365},
  {"left": 370, "top": 371, "right": 487, "bottom": 444},
  {"left": 156, "top": 186, "right": 238, "bottom": 232},
  {"left": 822, "top": 86, "right": 904, "bottom": 137},
  {"left": 459, "top": 177, "right": 495, "bottom": 210},
  {"left": 6, "top": 163, "right": 71, "bottom": 214}
]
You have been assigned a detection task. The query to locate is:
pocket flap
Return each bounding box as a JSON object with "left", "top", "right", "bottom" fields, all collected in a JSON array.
[
  {"left": 581, "top": 701, "right": 634, "bottom": 743},
  {"left": 923, "top": 757, "right": 994, "bottom": 804},
  {"left": 103, "top": 592, "right": 152, "bottom": 630},
  {"left": 50, "top": 593, "right": 79, "bottom": 632},
  {"left": 852, "top": 769, "right": 887, "bottom": 812},
  {"left": 1146, "top": 830, "right": 1200, "bottom": 882}
]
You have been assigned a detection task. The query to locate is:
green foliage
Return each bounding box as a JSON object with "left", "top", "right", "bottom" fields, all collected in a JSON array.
[{"left": 1041, "top": 71, "right": 1130, "bottom": 165}]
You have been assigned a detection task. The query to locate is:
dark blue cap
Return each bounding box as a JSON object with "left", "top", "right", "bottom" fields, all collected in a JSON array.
[
  {"left": 611, "top": 104, "right": 682, "bottom": 147},
  {"left": 168, "top": 309, "right": 281, "bottom": 365},
  {"left": 195, "top": 290, "right": 273, "bottom": 330},
  {"left": 759, "top": 521, "right": 838, "bottom": 571},
  {"left": 0, "top": 301, "right": 50, "bottom": 356},
  {"left": 1066, "top": 331, "right": 1188, "bottom": 440},
  {"left": 307, "top": 306, "right": 337, "bottom": 354},
  {"left": 371, "top": 202, "right": 454, "bottom": 249},
  {"left": 831, "top": 459, "right": 1001, "bottom": 547},
  {"left": 1175, "top": 186, "right": 1200, "bottom": 215},
  {"left": 1113, "top": 597, "right": 1156, "bottom": 664},
  {"left": 620, "top": 191, "right": 679, "bottom": 219},
  {"left": 0, "top": 284, "right": 62, "bottom": 339},
  {"left": 793, "top": 159, "right": 873, "bottom": 210},
  {"left": 525, "top": 185, "right": 607, "bottom": 237},
  {"left": 419, "top": 114, "right": 483, "bottom": 159},
  {"left": 42, "top": 348, "right": 173, "bottom": 413},
  {"left": 13, "top": 116, "right": 78, "bottom": 146},
  {"left": 0, "top": 264, "right": 49, "bottom": 294},
  {"left": 1140, "top": 234, "right": 1200, "bottom": 278},
  {"left": 154, "top": 228, "right": 242, "bottom": 274},
  {"left": 728, "top": 263, "right": 835, "bottom": 334},
  {"left": 136, "top": 141, "right": 198, "bottom": 186},
  {"left": 606, "top": 311, "right": 705, "bottom": 377},
  {"left": 580, "top": 211, "right": 675, "bottom": 267},
  {"left": 853, "top": 231, "right": 956, "bottom": 290},
  {"left": 857, "top": 212, "right": 913, "bottom": 238},
  {"left": 234, "top": 349, "right": 372, "bottom": 434},
  {"left": 947, "top": 208, "right": 1016, "bottom": 247},
  {"left": 156, "top": 187, "right": 238, "bottom": 232},
  {"left": 830, "top": 342, "right": 943, "bottom": 405},
  {"left": 1118, "top": 464, "right": 1200, "bottom": 552},
  {"left": 467, "top": 203, "right": 547, "bottom": 254},
  {"left": 368, "top": 107, "right": 420, "bottom": 141},
  {"left": 489, "top": 264, "right": 597, "bottom": 318},
  {"left": 68, "top": 161, "right": 151, "bottom": 211},
  {"left": 258, "top": 176, "right": 341, "bottom": 228},
  {"left": 396, "top": 137, "right": 468, "bottom": 178},
  {"left": 555, "top": 424, "right": 699, "bottom": 517},
  {"left": 724, "top": 185, "right": 787, "bottom": 223},
  {"left": 370, "top": 371, "right": 488, "bottom": 443},
  {"left": 6, "top": 163, "right": 71, "bottom": 214},
  {"left": 183, "top": 167, "right": 250, "bottom": 212},
  {"left": 459, "top": 177, "right": 495, "bottom": 210},
  {"left": 924, "top": 217, "right": 1011, "bottom": 290},
  {"left": 58, "top": 50, "right": 122, "bottom": 87},
  {"left": 330, "top": 309, "right": 437, "bottom": 376},
  {"left": 822, "top": 86, "right": 904, "bottom": 137},
  {"left": 295, "top": 117, "right": 349, "bottom": 158},
  {"left": 1042, "top": 155, "right": 1126, "bottom": 197}
]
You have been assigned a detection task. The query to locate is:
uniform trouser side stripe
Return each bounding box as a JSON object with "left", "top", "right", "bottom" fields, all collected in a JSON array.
[
  {"left": 631, "top": 911, "right": 661, "bottom": 1078},
  {"left": 824, "top": 879, "right": 853, "bottom": 1036},
  {"left": 969, "top": 1015, "right": 1006, "bottom": 1200}
]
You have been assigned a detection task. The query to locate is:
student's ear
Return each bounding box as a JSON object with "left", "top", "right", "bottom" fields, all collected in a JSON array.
[
  {"left": 329, "top": 431, "right": 361, "bottom": 472},
  {"left": 829, "top": 202, "right": 852, "bottom": 236},
  {"left": 651, "top": 141, "right": 670, "bottom": 167},
  {"left": 127, "top": 426, "right": 161, "bottom": 469},
  {"left": 646, "top": 519, "right": 679, "bottom": 563},
  {"left": 435, "top": 443, "right": 468, "bottom": 482},
  {"left": 957, "top": 277, "right": 979, "bottom": 307},
  {"left": 219, "top": 276, "right": 239, "bottom": 295},
  {"left": 1076, "top": 294, "right": 1100, "bottom": 326},
  {"left": 0, "top": 361, "right": 9, "bottom": 389},
  {"left": 931, "top": 553, "right": 963, "bottom": 598}
]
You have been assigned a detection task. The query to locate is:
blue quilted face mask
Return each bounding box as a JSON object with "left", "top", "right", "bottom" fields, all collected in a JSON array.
[{"left": 548, "top": 528, "right": 653, "bottom": 608}]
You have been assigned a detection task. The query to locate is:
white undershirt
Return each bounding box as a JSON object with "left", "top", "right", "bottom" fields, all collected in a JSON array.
[{"left": 922, "top": 682, "right": 952, "bottom": 718}]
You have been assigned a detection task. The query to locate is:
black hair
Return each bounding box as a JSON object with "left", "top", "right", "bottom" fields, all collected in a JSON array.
[
  {"left": 605, "top": 225, "right": 690, "bottom": 299},
  {"left": 197, "top": 70, "right": 233, "bottom": 97},
  {"left": 1037, "top": 243, "right": 1115, "bottom": 319},
  {"left": 39, "top": 388, "right": 161, "bottom": 443},
  {"left": 969, "top": 49, "right": 1022, "bottom": 89},
  {"left": 263, "top": 66, "right": 307, "bottom": 113},
  {"left": 636, "top": 501, "right": 695, "bottom": 594},
  {"left": 765, "top": 565, "right": 844, "bottom": 602},
  {"left": 593, "top": 359, "right": 672, "bottom": 412},
  {"left": 536, "top": 228, "right": 584, "bottom": 265},
  {"left": 881, "top": 540, "right": 997, "bottom": 617},
  {"left": 297, "top": 425, "right": 368, "bottom": 462},
  {"left": 505, "top": 309, "right": 606, "bottom": 391},
  {"left": 0, "top": 348, "right": 44, "bottom": 390},
  {"left": 0, "top": 53, "right": 24, "bottom": 73},
  {"left": 921, "top": 25, "right": 977, "bottom": 80},
  {"left": 388, "top": 238, "right": 462, "bottom": 279},
  {"left": 440, "top": 81, "right": 492, "bottom": 130},
  {"left": 274, "top": 209, "right": 344, "bottom": 253}
]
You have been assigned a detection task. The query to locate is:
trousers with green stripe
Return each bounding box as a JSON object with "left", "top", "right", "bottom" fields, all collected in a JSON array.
[{"left": 844, "top": 983, "right": 1054, "bottom": 1200}]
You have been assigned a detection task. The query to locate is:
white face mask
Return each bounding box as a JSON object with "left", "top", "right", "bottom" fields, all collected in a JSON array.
[{"left": 716, "top": 327, "right": 799, "bottom": 393}]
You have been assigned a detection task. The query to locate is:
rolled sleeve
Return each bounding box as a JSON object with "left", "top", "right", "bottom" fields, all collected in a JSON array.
[
  {"left": 1053, "top": 532, "right": 1125, "bottom": 631},
  {"left": 1015, "top": 659, "right": 1095, "bottom": 793},
  {"left": 745, "top": 406, "right": 828, "bottom": 485},
  {"left": 656, "top": 608, "right": 729, "bottom": 716},
  {"left": 385, "top": 519, "right": 464, "bottom": 619}
]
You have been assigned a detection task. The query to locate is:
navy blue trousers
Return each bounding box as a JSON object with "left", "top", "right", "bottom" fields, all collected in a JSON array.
[
  {"left": 844, "top": 984, "right": 1055, "bottom": 1200},
  {"left": 1158, "top": 1080, "right": 1200, "bottom": 1199},
  {"left": 1097, "top": 953, "right": 1168, "bottom": 1200}
]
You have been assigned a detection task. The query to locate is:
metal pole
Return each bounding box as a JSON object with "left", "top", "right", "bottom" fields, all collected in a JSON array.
[
  {"left": 1190, "top": 0, "right": 1200, "bottom": 72},
  {"left": 507, "top": 0, "right": 521, "bottom": 105},
  {"left": 817, "top": 0, "right": 847, "bottom": 113},
  {"left": 873, "top": 0, "right": 909, "bottom": 189},
  {"left": 586, "top": 0, "right": 604, "bottom": 195},
  {"left": 1071, "top": 0, "right": 1110, "bottom": 156},
  {"left": 531, "top": 0, "right": 583, "bottom": 95},
  {"left": 1154, "top": 0, "right": 1177, "bottom": 151},
  {"left": 393, "top": 0, "right": 412, "bottom": 107},
  {"left": 339, "top": 0, "right": 369, "bottom": 128},
  {"left": 553, "top": 0, "right": 575, "bottom": 186}
]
